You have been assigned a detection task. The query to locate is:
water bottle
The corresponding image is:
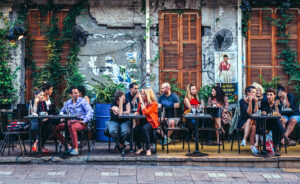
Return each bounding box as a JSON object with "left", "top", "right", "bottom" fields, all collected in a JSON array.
[{"left": 191, "top": 106, "right": 196, "bottom": 115}]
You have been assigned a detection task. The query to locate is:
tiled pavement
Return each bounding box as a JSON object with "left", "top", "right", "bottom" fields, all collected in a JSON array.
[{"left": 0, "top": 165, "right": 299, "bottom": 184}]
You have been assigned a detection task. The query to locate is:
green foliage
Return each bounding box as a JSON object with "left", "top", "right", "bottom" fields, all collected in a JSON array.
[
  {"left": 92, "top": 76, "right": 126, "bottom": 104},
  {"left": 198, "top": 85, "right": 214, "bottom": 103},
  {"left": 0, "top": 12, "right": 17, "bottom": 104},
  {"left": 259, "top": 75, "right": 281, "bottom": 90}
]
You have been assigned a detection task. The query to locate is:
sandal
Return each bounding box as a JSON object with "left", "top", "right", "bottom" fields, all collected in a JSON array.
[
  {"left": 146, "top": 150, "right": 151, "bottom": 156},
  {"left": 135, "top": 149, "right": 143, "bottom": 155},
  {"left": 42, "top": 148, "right": 50, "bottom": 154},
  {"left": 32, "top": 146, "right": 37, "bottom": 153}
]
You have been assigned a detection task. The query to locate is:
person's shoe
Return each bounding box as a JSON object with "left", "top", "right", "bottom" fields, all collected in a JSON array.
[
  {"left": 42, "top": 148, "right": 50, "bottom": 154},
  {"left": 287, "top": 140, "right": 296, "bottom": 147},
  {"left": 68, "top": 148, "right": 74, "bottom": 153},
  {"left": 124, "top": 141, "right": 130, "bottom": 146},
  {"left": 135, "top": 149, "right": 143, "bottom": 155},
  {"left": 240, "top": 139, "right": 246, "bottom": 147},
  {"left": 164, "top": 138, "right": 172, "bottom": 145},
  {"left": 121, "top": 146, "right": 126, "bottom": 157},
  {"left": 69, "top": 149, "right": 79, "bottom": 156},
  {"left": 146, "top": 150, "right": 151, "bottom": 157},
  {"left": 31, "top": 146, "right": 37, "bottom": 153},
  {"left": 250, "top": 146, "right": 259, "bottom": 156}
]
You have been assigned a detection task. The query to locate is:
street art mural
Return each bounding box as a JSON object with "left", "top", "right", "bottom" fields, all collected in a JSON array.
[{"left": 214, "top": 52, "right": 237, "bottom": 83}]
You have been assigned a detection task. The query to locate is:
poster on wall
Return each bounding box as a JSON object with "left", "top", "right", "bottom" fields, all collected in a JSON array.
[
  {"left": 221, "top": 83, "right": 238, "bottom": 103},
  {"left": 214, "top": 52, "right": 237, "bottom": 83}
]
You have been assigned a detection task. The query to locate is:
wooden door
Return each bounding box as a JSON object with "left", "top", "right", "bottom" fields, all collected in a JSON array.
[{"left": 159, "top": 11, "right": 202, "bottom": 90}]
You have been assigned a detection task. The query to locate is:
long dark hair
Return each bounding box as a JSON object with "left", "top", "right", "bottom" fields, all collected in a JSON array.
[{"left": 211, "top": 86, "right": 225, "bottom": 105}]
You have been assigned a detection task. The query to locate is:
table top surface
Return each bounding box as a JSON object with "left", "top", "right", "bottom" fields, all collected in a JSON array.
[
  {"left": 119, "top": 114, "right": 146, "bottom": 119},
  {"left": 250, "top": 114, "right": 280, "bottom": 119},
  {"left": 24, "top": 115, "right": 78, "bottom": 119},
  {"left": 184, "top": 113, "right": 213, "bottom": 119}
]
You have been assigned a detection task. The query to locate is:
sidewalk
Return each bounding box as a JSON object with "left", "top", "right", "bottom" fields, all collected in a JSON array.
[{"left": 0, "top": 141, "right": 300, "bottom": 168}]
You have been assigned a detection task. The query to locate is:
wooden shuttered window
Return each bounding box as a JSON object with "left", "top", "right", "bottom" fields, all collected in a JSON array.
[
  {"left": 26, "top": 9, "right": 69, "bottom": 101},
  {"left": 247, "top": 9, "right": 300, "bottom": 91},
  {"left": 159, "top": 11, "right": 201, "bottom": 90}
]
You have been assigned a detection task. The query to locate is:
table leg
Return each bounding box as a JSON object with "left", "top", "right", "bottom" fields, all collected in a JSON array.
[
  {"left": 130, "top": 119, "right": 133, "bottom": 153},
  {"left": 63, "top": 119, "right": 69, "bottom": 156},
  {"left": 262, "top": 119, "right": 267, "bottom": 155},
  {"left": 38, "top": 119, "right": 42, "bottom": 155},
  {"left": 186, "top": 118, "right": 208, "bottom": 157},
  {"left": 195, "top": 119, "right": 199, "bottom": 153}
]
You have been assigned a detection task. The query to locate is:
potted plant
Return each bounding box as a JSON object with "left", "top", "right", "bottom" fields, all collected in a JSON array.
[{"left": 91, "top": 75, "right": 126, "bottom": 141}]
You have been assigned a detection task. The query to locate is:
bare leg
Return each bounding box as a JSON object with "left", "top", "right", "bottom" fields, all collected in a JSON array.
[
  {"left": 167, "top": 120, "right": 175, "bottom": 137},
  {"left": 243, "top": 119, "right": 252, "bottom": 140},
  {"left": 286, "top": 119, "right": 297, "bottom": 137},
  {"left": 250, "top": 123, "right": 256, "bottom": 146},
  {"left": 215, "top": 118, "right": 221, "bottom": 143}
]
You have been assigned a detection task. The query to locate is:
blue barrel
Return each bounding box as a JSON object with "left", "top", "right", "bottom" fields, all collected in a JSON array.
[{"left": 95, "top": 103, "right": 111, "bottom": 142}]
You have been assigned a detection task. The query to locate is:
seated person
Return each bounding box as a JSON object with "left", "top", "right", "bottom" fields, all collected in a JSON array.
[
  {"left": 238, "top": 86, "right": 259, "bottom": 155},
  {"left": 53, "top": 87, "right": 94, "bottom": 156},
  {"left": 78, "top": 86, "right": 90, "bottom": 104},
  {"left": 134, "top": 88, "right": 159, "bottom": 156},
  {"left": 31, "top": 89, "right": 51, "bottom": 153},
  {"left": 125, "top": 82, "right": 139, "bottom": 110},
  {"left": 158, "top": 83, "right": 180, "bottom": 145},
  {"left": 107, "top": 90, "right": 131, "bottom": 156},
  {"left": 276, "top": 84, "right": 300, "bottom": 145},
  {"left": 183, "top": 84, "right": 201, "bottom": 140},
  {"left": 208, "top": 86, "right": 229, "bottom": 144},
  {"left": 261, "top": 88, "right": 294, "bottom": 156}
]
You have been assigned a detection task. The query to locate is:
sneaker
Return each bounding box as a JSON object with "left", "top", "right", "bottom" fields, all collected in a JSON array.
[
  {"left": 163, "top": 138, "right": 172, "bottom": 145},
  {"left": 287, "top": 140, "right": 296, "bottom": 147},
  {"left": 251, "top": 146, "right": 259, "bottom": 156},
  {"left": 240, "top": 139, "right": 246, "bottom": 147},
  {"left": 68, "top": 148, "right": 74, "bottom": 153},
  {"left": 69, "top": 149, "right": 78, "bottom": 156},
  {"left": 161, "top": 138, "right": 167, "bottom": 145},
  {"left": 124, "top": 141, "right": 130, "bottom": 146}
]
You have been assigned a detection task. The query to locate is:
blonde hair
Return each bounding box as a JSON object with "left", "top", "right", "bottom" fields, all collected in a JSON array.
[
  {"left": 252, "top": 82, "right": 265, "bottom": 94},
  {"left": 141, "top": 88, "right": 157, "bottom": 104},
  {"left": 185, "top": 84, "right": 199, "bottom": 101}
]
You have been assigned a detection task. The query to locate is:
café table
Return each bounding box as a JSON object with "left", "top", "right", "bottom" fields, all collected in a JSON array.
[
  {"left": 119, "top": 114, "right": 146, "bottom": 154},
  {"left": 24, "top": 115, "right": 77, "bottom": 156},
  {"left": 184, "top": 113, "right": 213, "bottom": 156},
  {"left": 250, "top": 114, "right": 281, "bottom": 156}
]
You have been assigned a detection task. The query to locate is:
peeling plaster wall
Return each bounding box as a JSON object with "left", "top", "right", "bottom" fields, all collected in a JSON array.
[
  {"left": 3, "top": 0, "right": 239, "bottom": 100},
  {"left": 0, "top": 5, "right": 25, "bottom": 105}
]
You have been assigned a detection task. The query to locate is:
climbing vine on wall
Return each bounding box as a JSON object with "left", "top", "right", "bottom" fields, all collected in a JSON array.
[
  {"left": 15, "top": 0, "right": 87, "bottom": 105},
  {"left": 241, "top": 0, "right": 300, "bottom": 99},
  {"left": 0, "top": 12, "right": 17, "bottom": 104}
]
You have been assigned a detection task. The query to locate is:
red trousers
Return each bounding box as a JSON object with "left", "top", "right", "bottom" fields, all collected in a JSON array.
[{"left": 53, "top": 120, "right": 87, "bottom": 148}]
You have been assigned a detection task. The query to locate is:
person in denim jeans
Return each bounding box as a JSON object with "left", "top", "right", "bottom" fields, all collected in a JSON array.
[{"left": 107, "top": 91, "right": 131, "bottom": 156}]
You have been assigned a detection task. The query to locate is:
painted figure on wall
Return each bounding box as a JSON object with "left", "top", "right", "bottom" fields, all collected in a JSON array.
[{"left": 219, "top": 55, "right": 231, "bottom": 83}]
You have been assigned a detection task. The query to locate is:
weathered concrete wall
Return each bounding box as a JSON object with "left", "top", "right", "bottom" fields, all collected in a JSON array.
[
  {"left": 0, "top": 5, "right": 25, "bottom": 105},
  {"left": 3, "top": 0, "right": 239, "bottom": 100}
]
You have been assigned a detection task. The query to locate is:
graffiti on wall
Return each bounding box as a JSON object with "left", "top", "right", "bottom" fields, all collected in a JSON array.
[
  {"left": 201, "top": 41, "right": 215, "bottom": 82},
  {"left": 87, "top": 51, "right": 139, "bottom": 88}
]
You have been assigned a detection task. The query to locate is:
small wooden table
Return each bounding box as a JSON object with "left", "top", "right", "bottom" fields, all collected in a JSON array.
[
  {"left": 119, "top": 114, "right": 146, "bottom": 154},
  {"left": 184, "top": 113, "right": 213, "bottom": 156},
  {"left": 25, "top": 115, "right": 77, "bottom": 156}
]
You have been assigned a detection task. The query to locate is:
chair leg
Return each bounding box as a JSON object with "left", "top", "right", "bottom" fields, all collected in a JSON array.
[
  {"left": 86, "top": 132, "right": 91, "bottom": 152},
  {"left": 218, "top": 129, "right": 221, "bottom": 153},
  {"left": 222, "top": 132, "right": 225, "bottom": 151},
  {"left": 17, "top": 135, "right": 24, "bottom": 156},
  {"left": 29, "top": 132, "right": 32, "bottom": 156},
  {"left": 55, "top": 139, "right": 58, "bottom": 154},
  {"left": 166, "top": 130, "right": 169, "bottom": 154},
  {"left": 182, "top": 131, "right": 185, "bottom": 150},
  {"left": 8, "top": 136, "right": 11, "bottom": 155},
  {"left": 0, "top": 135, "right": 8, "bottom": 155},
  {"left": 79, "top": 131, "right": 83, "bottom": 155},
  {"left": 22, "top": 136, "right": 27, "bottom": 155},
  {"left": 108, "top": 136, "right": 111, "bottom": 153},
  {"left": 237, "top": 130, "right": 240, "bottom": 154}
]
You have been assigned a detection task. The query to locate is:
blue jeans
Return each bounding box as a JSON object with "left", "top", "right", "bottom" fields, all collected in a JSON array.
[{"left": 107, "top": 121, "right": 130, "bottom": 145}]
